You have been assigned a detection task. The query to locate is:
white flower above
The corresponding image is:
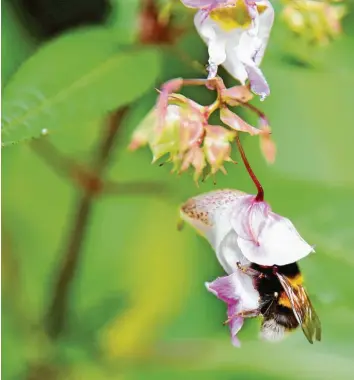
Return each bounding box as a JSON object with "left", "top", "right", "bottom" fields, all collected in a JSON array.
[{"left": 193, "top": 0, "right": 274, "bottom": 100}]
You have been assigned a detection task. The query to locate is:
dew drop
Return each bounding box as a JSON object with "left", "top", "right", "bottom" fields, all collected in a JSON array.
[{"left": 41, "top": 128, "right": 48, "bottom": 136}]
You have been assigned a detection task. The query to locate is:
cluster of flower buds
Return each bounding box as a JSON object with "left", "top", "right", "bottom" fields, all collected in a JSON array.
[
  {"left": 130, "top": 76, "right": 275, "bottom": 183},
  {"left": 281, "top": 0, "right": 347, "bottom": 45}
]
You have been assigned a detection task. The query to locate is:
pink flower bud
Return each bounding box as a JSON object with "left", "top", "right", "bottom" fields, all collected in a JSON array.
[
  {"left": 203, "top": 125, "right": 236, "bottom": 175},
  {"left": 128, "top": 109, "right": 157, "bottom": 151},
  {"left": 221, "top": 85, "right": 254, "bottom": 107},
  {"left": 180, "top": 146, "right": 207, "bottom": 182},
  {"left": 259, "top": 120, "right": 276, "bottom": 164}
]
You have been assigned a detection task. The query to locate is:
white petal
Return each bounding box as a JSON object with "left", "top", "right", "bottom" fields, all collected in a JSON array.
[
  {"left": 237, "top": 212, "right": 314, "bottom": 266},
  {"left": 230, "top": 195, "right": 269, "bottom": 243},
  {"left": 217, "top": 230, "right": 250, "bottom": 274},
  {"left": 223, "top": 42, "right": 248, "bottom": 84},
  {"left": 194, "top": 10, "right": 228, "bottom": 68},
  {"left": 253, "top": 0, "right": 275, "bottom": 66},
  {"left": 208, "top": 34, "right": 227, "bottom": 66},
  {"left": 180, "top": 189, "right": 245, "bottom": 251},
  {"left": 237, "top": 32, "right": 270, "bottom": 99},
  {"left": 230, "top": 195, "right": 314, "bottom": 265}
]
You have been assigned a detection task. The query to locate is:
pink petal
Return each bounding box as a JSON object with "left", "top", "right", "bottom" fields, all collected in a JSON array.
[
  {"left": 221, "top": 85, "right": 253, "bottom": 107},
  {"left": 220, "top": 108, "right": 263, "bottom": 136},
  {"left": 204, "top": 125, "right": 235, "bottom": 174},
  {"left": 206, "top": 271, "right": 259, "bottom": 346},
  {"left": 179, "top": 114, "right": 204, "bottom": 152},
  {"left": 156, "top": 78, "right": 184, "bottom": 130},
  {"left": 206, "top": 274, "right": 240, "bottom": 304},
  {"left": 180, "top": 146, "right": 206, "bottom": 182},
  {"left": 228, "top": 303, "right": 243, "bottom": 347},
  {"left": 260, "top": 129, "right": 276, "bottom": 164},
  {"left": 206, "top": 272, "right": 259, "bottom": 309}
]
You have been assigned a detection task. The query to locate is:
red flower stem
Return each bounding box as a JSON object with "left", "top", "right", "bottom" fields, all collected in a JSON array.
[
  {"left": 240, "top": 102, "right": 269, "bottom": 124},
  {"left": 235, "top": 135, "right": 264, "bottom": 202}
]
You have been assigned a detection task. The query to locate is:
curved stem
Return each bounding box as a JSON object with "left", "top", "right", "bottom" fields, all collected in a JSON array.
[
  {"left": 45, "top": 106, "right": 129, "bottom": 339},
  {"left": 235, "top": 135, "right": 264, "bottom": 202}
]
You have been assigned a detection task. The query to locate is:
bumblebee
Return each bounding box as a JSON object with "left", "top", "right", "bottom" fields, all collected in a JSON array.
[{"left": 235, "top": 262, "right": 322, "bottom": 344}]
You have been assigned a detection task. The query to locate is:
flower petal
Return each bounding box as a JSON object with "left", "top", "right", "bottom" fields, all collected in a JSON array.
[
  {"left": 217, "top": 229, "right": 250, "bottom": 274},
  {"left": 194, "top": 10, "right": 229, "bottom": 78},
  {"left": 179, "top": 109, "right": 204, "bottom": 152},
  {"left": 230, "top": 195, "right": 269, "bottom": 243},
  {"left": 259, "top": 122, "right": 276, "bottom": 164},
  {"left": 157, "top": 78, "right": 184, "bottom": 129},
  {"left": 228, "top": 303, "right": 243, "bottom": 347},
  {"left": 230, "top": 195, "right": 314, "bottom": 265},
  {"left": 180, "top": 189, "right": 246, "bottom": 251},
  {"left": 206, "top": 270, "right": 260, "bottom": 346},
  {"left": 220, "top": 107, "right": 263, "bottom": 136},
  {"left": 180, "top": 146, "right": 206, "bottom": 182},
  {"left": 252, "top": 1, "right": 274, "bottom": 66},
  {"left": 222, "top": 36, "right": 248, "bottom": 84},
  {"left": 204, "top": 125, "right": 236, "bottom": 175},
  {"left": 237, "top": 32, "right": 270, "bottom": 99},
  {"left": 128, "top": 108, "right": 156, "bottom": 151},
  {"left": 221, "top": 85, "right": 253, "bottom": 106},
  {"left": 243, "top": 61, "right": 270, "bottom": 100},
  {"left": 237, "top": 213, "right": 315, "bottom": 266},
  {"left": 206, "top": 271, "right": 259, "bottom": 310},
  {"left": 181, "top": 0, "right": 223, "bottom": 9}
]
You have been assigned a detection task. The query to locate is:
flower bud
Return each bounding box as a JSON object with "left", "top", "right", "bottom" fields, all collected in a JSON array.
[{"left": 204, "top": 126, "right": 236, "bottom": 175}]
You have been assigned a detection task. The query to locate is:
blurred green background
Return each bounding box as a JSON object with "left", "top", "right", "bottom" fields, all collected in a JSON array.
[{"left": 2, "top": 0, "right": 354, "bottom": 379}]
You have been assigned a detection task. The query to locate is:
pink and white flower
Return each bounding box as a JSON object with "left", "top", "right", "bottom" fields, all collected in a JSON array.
[
  {"left": 206, "top": 270, "right": 259, "bottom": 346},
  {"left": 180, "top": 189, "right": 314, "bottom": 268}
]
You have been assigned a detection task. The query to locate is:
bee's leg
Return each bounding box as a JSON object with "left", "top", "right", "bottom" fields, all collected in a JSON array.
[
  {"left": 223, "top": 308, "right": 260, "bottom": 325},
  {"left": 236, "top": 262, "right": 266, "bottom": 279}
]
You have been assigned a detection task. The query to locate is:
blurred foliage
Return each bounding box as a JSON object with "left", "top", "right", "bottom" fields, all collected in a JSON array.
[
  {"left": 1, "top": 1, "right": 38, "bottom": 86},
  {"left": 2, "top": 28, "right": 160, "bottom": 145},
  {"left": 2, "top": 1, "right": 354, "bottom": 380}
]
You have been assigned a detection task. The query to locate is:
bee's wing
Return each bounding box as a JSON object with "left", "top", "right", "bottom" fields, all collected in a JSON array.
[{"left": 276, "top": 273, "right": 322, "bottom": 344}]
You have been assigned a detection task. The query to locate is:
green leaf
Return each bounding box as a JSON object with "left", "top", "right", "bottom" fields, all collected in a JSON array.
[
  {"left": 108, "top": 0, "right": 141, "bottom": 44},
  {"left": 1, "top": 27, "right": 160, "bottom": 147},
  {"left": 1, "top": 2, "right": 38, "bottom": 87}
]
